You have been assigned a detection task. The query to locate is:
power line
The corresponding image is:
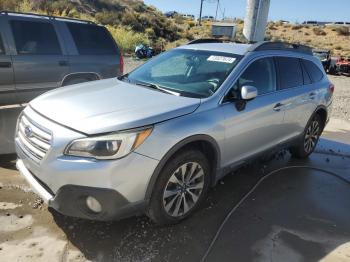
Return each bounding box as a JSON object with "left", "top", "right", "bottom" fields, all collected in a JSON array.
[
  {"left": 199, "top": 0, "right": 223, "bottom": 24},
  {"left": 215, "top": 0, "right": 219, "bottom": 21},
  {"left": 199, "top": 0, "right": 204, "bottom": 25}
]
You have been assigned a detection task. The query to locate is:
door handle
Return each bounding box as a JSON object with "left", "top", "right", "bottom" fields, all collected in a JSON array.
[
  {"left": 0, "top": 62, "right": 12, "bottom": 68},
  {"left": 273, "top": 103, "right": 284, "bottom": 111},
  {"left": 58, "top": 60, "right": 69, "bottom": 66},
  {"left": 309, "top": 92, "right": 316, "bottom": 99}
]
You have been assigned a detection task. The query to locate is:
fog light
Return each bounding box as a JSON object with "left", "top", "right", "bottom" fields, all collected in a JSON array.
[{"left": 86, "top": 196, "right": 102, "bottom": 213}]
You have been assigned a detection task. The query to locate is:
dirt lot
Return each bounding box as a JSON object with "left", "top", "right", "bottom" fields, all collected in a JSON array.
[
  {"left": 328, "top": 75, "right": 350, "bottom": 122},
  {"left": 0, "top": 58, "right": 349, "bottom": 262}
]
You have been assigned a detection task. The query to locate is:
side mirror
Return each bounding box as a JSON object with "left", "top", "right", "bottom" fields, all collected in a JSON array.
[{"left": 241, "top": 85, "right": 258, "bottom": 100}]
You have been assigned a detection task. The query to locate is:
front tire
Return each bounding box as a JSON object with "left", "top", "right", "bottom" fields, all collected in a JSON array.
[
  {"left": 290, "top": 114, "right": 323, "bottom": 158},
  {"left": 147, "top": 149, "right": 211, "bottom": 225}
]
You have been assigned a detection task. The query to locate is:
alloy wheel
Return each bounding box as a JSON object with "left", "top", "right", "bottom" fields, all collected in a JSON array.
[
  {"left": 162, "top": 162, "right": 205, "bottom": 217},
  {"left": 304, "top": 119, "right": 320, "bottom": 153}
]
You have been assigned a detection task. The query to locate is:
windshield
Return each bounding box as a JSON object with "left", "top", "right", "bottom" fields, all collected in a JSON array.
[{"left": 126, "top": 49, "right": 241, "bottom": 98}]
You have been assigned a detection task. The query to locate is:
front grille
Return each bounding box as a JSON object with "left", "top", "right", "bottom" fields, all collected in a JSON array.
[
  {"left": 17, "top": 114, "right": 52, "bottom": 163},
  {"left": 339, "top": 65, "right": 350, "bottom": 73}
]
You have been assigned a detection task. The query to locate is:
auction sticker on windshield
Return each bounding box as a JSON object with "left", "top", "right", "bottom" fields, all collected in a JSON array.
[{"left": 207, "top": 55, "right": 236, "bottom": 63}]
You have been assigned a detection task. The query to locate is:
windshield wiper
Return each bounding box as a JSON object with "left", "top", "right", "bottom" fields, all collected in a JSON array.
[
  {"left": 133, "top": 81, "right": 181, "bottom": 96},
  {"left": 117, "top": 73, "right": 129, "bottom": 81}
]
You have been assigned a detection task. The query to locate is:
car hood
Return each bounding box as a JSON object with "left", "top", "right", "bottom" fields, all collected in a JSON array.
[{"left": 30, "top": 78, "right": 200, "bottom": 134}]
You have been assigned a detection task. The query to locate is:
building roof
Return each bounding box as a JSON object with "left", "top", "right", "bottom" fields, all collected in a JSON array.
[{"left": 212, "top": 22, "right": 236, "bottom": 27}]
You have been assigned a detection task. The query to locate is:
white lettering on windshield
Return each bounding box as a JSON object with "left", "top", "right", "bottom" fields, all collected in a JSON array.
[{"left": 207, "top": 55, "right": 236, "bottom": 64}]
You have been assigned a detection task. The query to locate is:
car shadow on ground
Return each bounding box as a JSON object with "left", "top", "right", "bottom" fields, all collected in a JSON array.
[{"left": 0, "top": 154, "right": 17, "bottom": 170}]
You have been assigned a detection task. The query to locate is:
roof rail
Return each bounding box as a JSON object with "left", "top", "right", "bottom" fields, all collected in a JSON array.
[
  {"left": 249, "top": 41, "right": 313, "bottom": 55},
  {"left": 0, "top": 10, "right": 96, "bottom": 25},
  {"left": 187, "top": 38, "right": 223, "bottom": 45}
]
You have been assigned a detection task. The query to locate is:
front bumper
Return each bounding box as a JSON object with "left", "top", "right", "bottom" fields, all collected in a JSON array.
[
  {"left": 17, "top": 159, "right": 147, "bottom": 221},
  {"left": 15, "top": 106, "right": 160, "bottom": 220},
  {"left": 17, "top": 159, "right": 53, "bottom": 203}
]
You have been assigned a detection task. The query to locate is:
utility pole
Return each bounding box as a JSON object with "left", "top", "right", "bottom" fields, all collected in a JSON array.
[
  {"left": 199, "top": 0, "right": 204, "bottom": 25},
  {"left": 243, "top": 0, "right": 270, "bottom": 42},
  {"left": 215, "top": 0, "right": 219, "bottom": 21}
]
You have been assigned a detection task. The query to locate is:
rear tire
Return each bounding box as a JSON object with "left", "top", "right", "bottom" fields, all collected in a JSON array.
[
  {"left": 147, "top": 149, "right": 211, "bottom": 225},
  {"left": 0, "top": 154, "right": 17, "bottom": 163},
  {"left": 290, "top": 114, "right": 323, "bottom": 159}
]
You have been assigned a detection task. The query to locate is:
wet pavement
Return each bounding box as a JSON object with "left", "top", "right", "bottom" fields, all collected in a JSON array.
[
  {"left": 201, "top": 131, "right": 350, "bottom": 262},
  {"left": 204, "top": 161, "right": 350, "bottom": 261},
  {"left": 0, "top": 119, "right": 349, "bottom": 262}
]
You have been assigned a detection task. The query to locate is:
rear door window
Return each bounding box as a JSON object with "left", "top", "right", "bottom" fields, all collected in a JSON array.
[
  {"left": 0, "top": 35, "right": 4, "bottom": 54},
  {"left": 276, "top": 57, "right": 303, "bottom": 90},
  {"left": 301, "top": 59, "right": 324, "bottom": 83},
  {"left": 67, "top": 23, "right": 118, "bottom": 55},
  {"left": 10, "top": 20, "right": 62, "bottom": 55}
]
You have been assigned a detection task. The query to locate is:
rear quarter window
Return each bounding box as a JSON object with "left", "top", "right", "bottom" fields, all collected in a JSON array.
[
  {"left": 301, "top": 59, "right": 324, "bottom": 83},
  {"left": 276, "top": 57, "right": 303, "bottom": 90},
  {"left": 300, "top": 59, "right": 312, "bottom": 85},
  {"left": 67, "top": 23, "right": 118, "bottom": 55}
]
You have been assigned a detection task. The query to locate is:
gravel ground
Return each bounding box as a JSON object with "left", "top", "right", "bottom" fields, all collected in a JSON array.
[
  {"left": 124, "top": 56, "right": 350, "bottom": 122},
  {"left": 328, "top": 75, "right": 350, "bottom": 122},
  {"left": 124, "top": 56, "right": 144, "bottom": 74}
]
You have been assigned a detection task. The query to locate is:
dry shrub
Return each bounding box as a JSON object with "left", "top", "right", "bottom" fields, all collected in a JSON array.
[
  {"left": 107, "top": 26, "right": 149, "bottom": 53},
  {"left": 335, "top": 26, "right": 349, "bottom": 36},
  {"left": 335, "top": 45, "right": 343, "bottom": 50},
  {"left": 291, "top": 24, "right": 303, "bottom": 30},
  {"left": 313, "top": 27, "right": 327, "bottom": 36}
]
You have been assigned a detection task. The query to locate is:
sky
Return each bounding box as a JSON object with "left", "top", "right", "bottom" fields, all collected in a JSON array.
[{"left": 144, "top": 0, "right": 350, "bottom": 23}]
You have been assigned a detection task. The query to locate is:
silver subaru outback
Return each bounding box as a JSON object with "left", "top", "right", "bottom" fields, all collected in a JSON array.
[{"left": 15, "top": 41, "right": 333, "bottom": 225}]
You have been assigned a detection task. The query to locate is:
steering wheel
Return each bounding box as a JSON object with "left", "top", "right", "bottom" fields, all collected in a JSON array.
[{"left": 207, "top": 78, "right": 220, "bottom": 92}]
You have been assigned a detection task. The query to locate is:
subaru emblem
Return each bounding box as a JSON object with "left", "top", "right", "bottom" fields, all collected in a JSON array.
[{"left": 24, "top": 126, "right": 33, "bottom": 138}]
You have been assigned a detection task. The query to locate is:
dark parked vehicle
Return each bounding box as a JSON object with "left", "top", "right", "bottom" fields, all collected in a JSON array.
[
  {"left": 302, "top": 21, "right": 319, "bottom": 25},
  {"left": 135, "top": 44, "right": 154, "bottom": 59},
  {"left": 313, "top": 49, "right": 332, "bottom": 73},
  {"left": 201, "top": 16, "right": 214, "bottom": 21},
  {"left": 164, "top": 11, "right": 178, "bottom": 18},
  {"left": 336, "top": 56, "right": 350, "bottom": 76},
  {"left": 0, "top": 11, "right": 123, "bottom": 155}
]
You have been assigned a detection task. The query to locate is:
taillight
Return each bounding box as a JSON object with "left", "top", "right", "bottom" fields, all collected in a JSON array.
[
  {"left": 119, "top": 53, "right": 124, "bottom": 75},
  {"left": 329, "top": 83, "right": 335, "bottom": 93}
]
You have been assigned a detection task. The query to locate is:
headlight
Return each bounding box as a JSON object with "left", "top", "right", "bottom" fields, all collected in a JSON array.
[{"left": 64, "top": 127, "right": 152, "bottom": 159}]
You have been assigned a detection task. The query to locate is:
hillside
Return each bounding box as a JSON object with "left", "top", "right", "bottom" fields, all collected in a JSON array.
[
  {"left": 265, "top": 21, "right": 350, "bottom": 57},
  {"left": 0, "top": 0, "right": 187, "bottom": 52},
  {"left": 229, "top": 19, "right": 349, "bottom": 56},
  {"left": 1, "top": 0, "right": 349, "bottom": 56}
]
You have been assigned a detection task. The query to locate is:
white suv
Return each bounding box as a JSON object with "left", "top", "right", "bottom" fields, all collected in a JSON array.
[{"left": 16, "top": 41, "right": 333, "bottom": 225}]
